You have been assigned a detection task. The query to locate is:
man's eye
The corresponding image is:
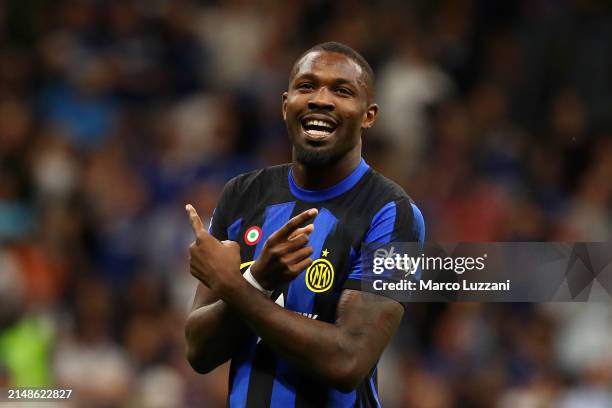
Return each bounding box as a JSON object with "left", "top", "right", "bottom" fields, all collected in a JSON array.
[
  {"left": 297, "top": 83, "right": 314, "bottom": 90},
  {"left": 336, "top": 88, "right": 353, "bottom": 96}
]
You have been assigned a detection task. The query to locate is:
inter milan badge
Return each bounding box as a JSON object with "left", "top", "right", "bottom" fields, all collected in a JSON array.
[
  {"left": 244, "top": 226, "right": 262, "bottom": 246},
  {"left": 305, "top": 249, "right": 334, "bottom": 293}
]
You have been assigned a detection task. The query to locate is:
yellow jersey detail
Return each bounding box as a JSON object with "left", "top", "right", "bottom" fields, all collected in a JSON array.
[{"left": 305, "top": 258, "right": 334, "bottom": 293}]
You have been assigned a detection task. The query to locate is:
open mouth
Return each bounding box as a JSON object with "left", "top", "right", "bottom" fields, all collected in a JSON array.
[{"left": 301, "top": 118, "right": 337, "bottom": 139}]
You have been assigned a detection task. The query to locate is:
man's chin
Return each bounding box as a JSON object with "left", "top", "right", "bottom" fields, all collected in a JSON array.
[{"left": 294, "top": 144, "right": 337, "bottom": 168}]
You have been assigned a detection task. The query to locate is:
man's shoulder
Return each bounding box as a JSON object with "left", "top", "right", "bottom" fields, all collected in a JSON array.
[
  {"left": 360, "top": 169, "right": 426, "bottom": 242},
  {"left": 223, "top": 164, "right": 290, "bottom": 198},
  {"left": 362, "top": 168, "right": 415, "bottom": 206}
]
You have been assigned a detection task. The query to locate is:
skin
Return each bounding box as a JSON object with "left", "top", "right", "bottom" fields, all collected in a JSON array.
[
  {"left": 185, "top": 51, "right": 403, "bottom": 392},
  {"left": 283, "top": 50, "right": 378, "bottom": 189}
]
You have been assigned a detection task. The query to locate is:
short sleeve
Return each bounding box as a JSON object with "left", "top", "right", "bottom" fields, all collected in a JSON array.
[
  {"left": 343, "top": 197, "right": 425, "bottom": 302},
  {"left": 208, "top": 178, "right": 238, "bottom": 241}
]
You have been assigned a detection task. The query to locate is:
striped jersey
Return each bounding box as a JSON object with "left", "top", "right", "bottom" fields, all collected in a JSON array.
[{"left": 208, "top": 159, "right": 425, "bottom": 408}]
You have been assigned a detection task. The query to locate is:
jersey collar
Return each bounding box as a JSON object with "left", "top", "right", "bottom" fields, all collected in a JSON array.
[{"left": 288, "top": 158, "right": 370, "bottom": 202}]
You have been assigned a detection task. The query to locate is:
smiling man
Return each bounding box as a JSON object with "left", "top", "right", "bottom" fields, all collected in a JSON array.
[{"left": 185, "top": 42, "right": 425, "bottom": 407}]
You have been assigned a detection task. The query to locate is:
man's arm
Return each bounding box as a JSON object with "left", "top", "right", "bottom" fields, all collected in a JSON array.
[
  {"left": 185, "top": 204, "right": 404, "bottom": 390},
  {"left": 184, "top": 206, "right": 317, "bottom": 374},
  {"left": 184, "top": 283, "right": 251, "bottom": 374},
  {"left": 221, "top": 281, "right": 403, "bottom": 392},
  {"left": 184, "top": 198, "right": 250, "bottom": 373}
]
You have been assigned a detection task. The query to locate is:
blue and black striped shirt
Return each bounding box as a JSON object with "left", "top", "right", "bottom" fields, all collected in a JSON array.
[{"left": 209, "top": 159, "right": 425, "bottom": 407}]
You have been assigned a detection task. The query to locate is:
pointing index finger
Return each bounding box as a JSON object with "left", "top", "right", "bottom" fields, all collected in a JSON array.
[
  {"left": 276, "top": 208, "right": 318, "bottom": 239},
  {"left": 185, "top": 204, "right": 207, "bottom": 243}
]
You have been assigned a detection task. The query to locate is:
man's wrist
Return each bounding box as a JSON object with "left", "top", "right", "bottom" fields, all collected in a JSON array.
[{"left": 244, "top": 265, "right": 274, "bottom": 297}]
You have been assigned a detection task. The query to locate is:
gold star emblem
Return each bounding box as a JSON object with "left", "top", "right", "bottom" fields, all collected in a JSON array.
[{"left": 322, "top": 248, "right": 329, "bottom": 257}]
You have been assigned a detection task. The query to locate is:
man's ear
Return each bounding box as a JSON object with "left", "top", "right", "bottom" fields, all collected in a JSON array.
[
  {"left": 362, "top": 103, "right": 379, "bottom": 129},
  {"left": 282, "top": 92, "right": 288, "bottom": 121}
]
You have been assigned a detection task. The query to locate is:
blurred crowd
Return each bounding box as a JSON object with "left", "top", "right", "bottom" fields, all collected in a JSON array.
[{"left": 1, "top": 0, "right": 611, "bottom": 406}]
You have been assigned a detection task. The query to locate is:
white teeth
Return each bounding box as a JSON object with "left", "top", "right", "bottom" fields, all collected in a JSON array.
[
  {"left": 306, "top": 129, "right": 331, "bottom": 137},
  {"left": 305, "top": 119, "right": 334, "bottom": 129}
]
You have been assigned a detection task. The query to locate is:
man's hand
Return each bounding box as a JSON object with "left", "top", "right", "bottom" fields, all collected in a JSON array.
[
  {"left": 186, "top": 204, "right": 242, "bottom": 295},
  {"left": 250, "top": 208, "right": 318, "bottom": 290}
]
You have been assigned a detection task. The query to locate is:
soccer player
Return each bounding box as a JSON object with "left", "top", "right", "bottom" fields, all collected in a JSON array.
[{"left": 185, "top": 42, "right": 425, "bottom": 407}]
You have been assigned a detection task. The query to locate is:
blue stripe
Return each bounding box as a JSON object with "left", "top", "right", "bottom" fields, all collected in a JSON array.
[
  {"left": 286, "top": 207, "right": 338, "bottom": 313},
  {"left": 229, "top": 341, "right": 257, "bottom": 408},
  {"left": 349, "top": 201, "right": 397, "bottom": 281},
  {"left": 227, "top": 218, "right": 242, "bottom": 241},
  {"left": 348, "top": 201, "right": 403, "bottom": 282},
  {"left": 289, "top": 159, "right": 369, "bottom": 202},
  {"left": 270, "top": 207, "right": 337, "bottom": 407},
  {"left": 269, "top": 376, "right": 296, "bottom": 408},
  {"left": 364, "top": 201, "right": 397, "bottom": 244},
  {"left": 229, "top": 202, "right": 296, "bottom": 408},
  {"left": 328, "top": 389, "right": 356, "bottom": 407},
  {"left": 254, "top": 202, "right": 296, "bottom": 259},
  {"left": 410, "top": 203, "right": 425, "bottom": 242}
]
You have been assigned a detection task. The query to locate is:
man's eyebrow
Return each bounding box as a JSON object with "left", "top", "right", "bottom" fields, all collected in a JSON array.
[
  {"left": 293, "top": 73, "right": 360, "bottom": 87},
  {"left": 292, "top": 73, "right": 318, "bottom": 82},
  {"left": 331, "top": 78, "right": 359, "bottom": 87}
]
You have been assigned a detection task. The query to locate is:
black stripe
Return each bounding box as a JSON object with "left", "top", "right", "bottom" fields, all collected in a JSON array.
[
  {"left": 236, "top": 206, "right": 268, "bottom": 269},
  {"left": 356, "top": 382, "right": 368, "bottom": 408},
  {"left": 238, "top": 201, "right": 286, "bottom": 407},
  {"left": 294, "top": 375, "right": 329, "bottom": 408},
  {"left": 371, "top": 368, "right": 379, "bottom": 408},
  {"left": 393, "top": 197, "right": 416, "bottom": 242},
  {"left": 294, "top": 223, "right": 330, "bottom": 408},
  {"left": 295, "top": 212, "right": 330, "bottom": 408},
  {"left": 245, "top": 342, "right": 278, "bottom": 408},
  {"left": 352, "top": 366, "right": 379, "bottom": 408}
]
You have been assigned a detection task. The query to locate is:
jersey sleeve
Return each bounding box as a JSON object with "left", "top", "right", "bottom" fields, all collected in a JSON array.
[
  {"left": 342, "top": 196, "right": 425, "bottom": 303},
  {"left": 208, "top": 178, "right": 238, "bottom": 241}
]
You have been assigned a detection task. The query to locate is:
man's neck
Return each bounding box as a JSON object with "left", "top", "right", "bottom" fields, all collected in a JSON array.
[{"left": 291, "top": 149, "right": 361, "bottom": 191}]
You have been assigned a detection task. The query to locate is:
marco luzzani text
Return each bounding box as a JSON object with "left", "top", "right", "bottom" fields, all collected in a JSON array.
[{"left": 371, "top": 248, "right": 511, "bottom": 292}]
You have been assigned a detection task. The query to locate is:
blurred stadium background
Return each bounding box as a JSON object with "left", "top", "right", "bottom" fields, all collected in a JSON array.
[{"left": 1, "top": 0, "right": 611, "bottom": 406}]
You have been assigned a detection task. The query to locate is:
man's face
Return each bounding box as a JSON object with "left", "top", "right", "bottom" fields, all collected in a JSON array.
[{"left": 283, "top": 51, "right": 378, "bottom": 168}]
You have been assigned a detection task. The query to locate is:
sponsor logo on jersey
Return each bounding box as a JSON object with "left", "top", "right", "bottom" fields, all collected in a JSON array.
[{"left": 244, "top": 226, "right": 262, "bottom": 246}]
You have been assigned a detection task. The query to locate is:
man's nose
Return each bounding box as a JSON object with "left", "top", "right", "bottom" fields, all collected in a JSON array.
[{"left": 308, "top": 87, "right": 334, "bottom": 110}]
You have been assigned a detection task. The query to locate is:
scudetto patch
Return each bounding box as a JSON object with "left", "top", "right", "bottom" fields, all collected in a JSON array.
[{"left": 244, "top": 226, "right": 263, "bottom": 246}]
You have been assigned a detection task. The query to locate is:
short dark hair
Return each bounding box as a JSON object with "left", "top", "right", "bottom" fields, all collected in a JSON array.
[{"left": 290, "top": 42, "right": 375, "bottom": 101}]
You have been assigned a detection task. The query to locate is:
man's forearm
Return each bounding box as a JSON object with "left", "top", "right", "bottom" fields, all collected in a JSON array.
[
  {"left": 185, "top": 298, "right": 251, "bottom": 373},
  {"left": 220, "top": 279, "right": 397, "bottom": 391}
]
